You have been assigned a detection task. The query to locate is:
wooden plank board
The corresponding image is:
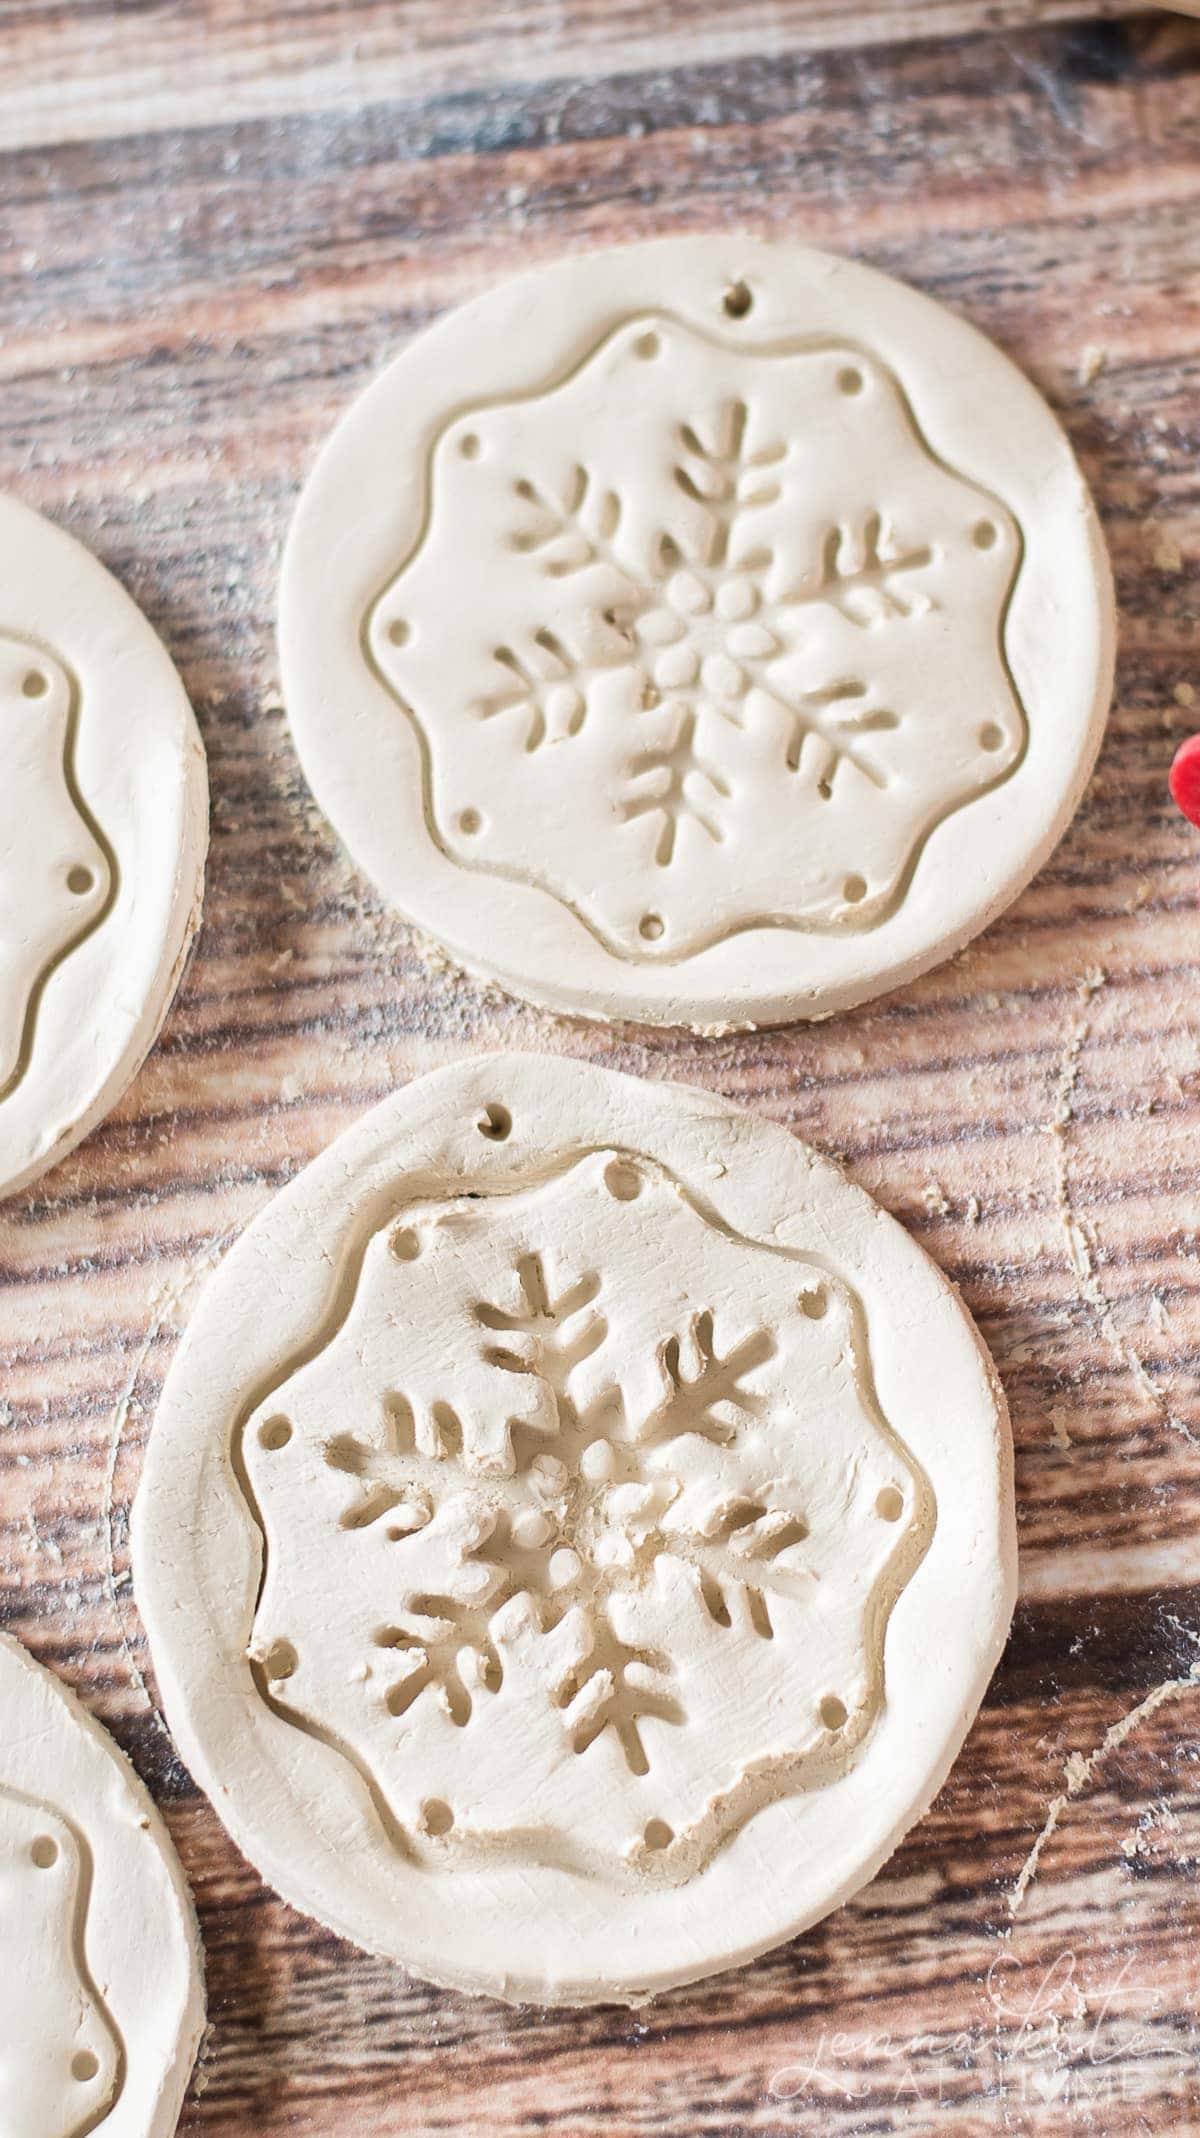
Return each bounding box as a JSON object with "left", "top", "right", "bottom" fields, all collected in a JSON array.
[
  {"left": 1, "top": 2, "right": 1199, "bottom": 2130},
  {"left": 0, "top": 0, "right": 1151, "bottom": 150}
]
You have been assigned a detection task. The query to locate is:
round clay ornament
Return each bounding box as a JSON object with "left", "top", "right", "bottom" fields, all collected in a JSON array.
[
  {"left": 280, "top": 234, "right": 1113, "bottom": 1028},
  {"left": 0, "top": 1632, "right": 204, "bottom": 2137},
  {"left": 0, "top": 493, "right": 208, "bottom": 1198},
  {"left": 135, "top": 1053, "right": 1015, "bottom": 2003}
]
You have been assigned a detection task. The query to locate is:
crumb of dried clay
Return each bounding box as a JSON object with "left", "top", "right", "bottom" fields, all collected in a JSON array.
[{"left": 1049, "top": 1409, "right": 1072, "bottom": 1452}]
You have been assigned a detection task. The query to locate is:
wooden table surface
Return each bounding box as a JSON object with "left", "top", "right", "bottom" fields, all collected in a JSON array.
[{"left": 1, "top": 2, "right": 1198, "bottom": 2131}]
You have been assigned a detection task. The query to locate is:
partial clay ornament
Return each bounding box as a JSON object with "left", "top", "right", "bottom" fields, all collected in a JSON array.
[
  {"left": 134, "top": 1054, "right": 1015, "bottom": 2003},
  {"left": 0, "top": 494, "right": 208, "bottom": 1198},
  {"left": 280, "top": 235, "right": 1113, "bottom": 1028},
  {"left": 0, "top": 1631, "right": 204, "bottom": 2136}
]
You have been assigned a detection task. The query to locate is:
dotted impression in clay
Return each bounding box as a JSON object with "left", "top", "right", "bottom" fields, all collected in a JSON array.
[
  {"left": 243, "top": 1146, "right": 932, "bottom": 1883},
  {"left": 281, "top": 238, "right": 1113, "bottom": 1026},
  {"left": 0, "top": 631, "right": 112, "bottom": 1099},
  {"left": 366, "top": 317, "right": 1023, "bottom": 958},
  {"left": 135, "top": 1055, "right": 1017, "bottom": 2000}
]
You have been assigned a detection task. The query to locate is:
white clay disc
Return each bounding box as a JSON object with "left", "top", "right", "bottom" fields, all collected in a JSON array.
[
  {"left": 134, "top": 1053, "right": 1015, "bottom": 2004},
  {"left": 0, "top": 1632, "right": 204, "bottom": 2136},
  {"left": 279, "top": 235, "right": 1113, "bottom": 1029},
  {"left": 0, "top": 494, "right": 208, "bottom": 1198}
]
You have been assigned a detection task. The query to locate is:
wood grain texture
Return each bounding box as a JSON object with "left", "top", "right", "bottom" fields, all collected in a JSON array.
[
  {"left": 0, "top": 0, "right": 1153, "bottom": 150},
  {"left": 0, "top": 2, "right": 1198, "bottom": 2130}
]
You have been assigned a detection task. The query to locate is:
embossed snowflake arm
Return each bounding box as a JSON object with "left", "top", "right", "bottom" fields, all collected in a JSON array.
[
  {"left": 639, "top": 1308, "right": 776, "bottom": 1448},
  {"left": 471, "top": 466, "right": 649, "bottom": 751},
  {"left": 778, "top": 678, "right": 901, "bottom": 792},
  {"left": 669, "top": 1494, "right": 816, "bottom": 1643},
  {"left": 474, "top": 1250, "right": 608, "bottom": 1399},
  {"left": 372, "top": 1488, "right": 609, "bottom": 1735},
  {"left": 780, "top": 510, "right": 936, "bottom": 628},
  {"left": 672, "top": 398, "right": 786, "bottom": 568},
  {"left": 509, "top": 465, "right": 643, "bottom": 596},
  {"left": 551, "top": 1608, "right": 684, "bottom": 1775},
  {"left": 376, "top": 1598, "right": 504, "bottom": 1727},
  {"left": 475, "top": 631, "right": 588, "bottom": 754},
  {"left": 618, "top": 711, "right": 731, "bottom": 867},
  {"left": 627, "top": 1305, "right": 814, "bottom": 1643},
  {"left": 325, "top": 1395, "right": 444, "bottom": 1533}
]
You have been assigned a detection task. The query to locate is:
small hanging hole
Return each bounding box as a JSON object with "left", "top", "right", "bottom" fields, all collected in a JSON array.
[
  {"left": 639, "top": 912, "right": 664, "bottom": 942},
  {"left": 390, "top": 1227, "right": 421, "bottom": 1263},
  {"left": 31, "top": 1835, "right": 58, "bottom": 1869},
  {"left": 258, "top": 1414, "right": 293, "bottom": 1451},
  {"left": 264, "top": 1641, "right": 298, "bottom": 1682},
  {"left": 843, "top": 874, "right": 867, "bottom": 905},
  {"left": 67, "top": 866, "right": 94, "bottom": 895},
  {"left": 820, "top": 1694, "right": 848, "bottom": 1731},
  {"left": 643, "top": 1818, "right": 674, "bottom": 1851},
  {"left": 458, "top": 431, "right": 481, "bottom": 459},
  {"left": 603, "top": 1159, "right": 641, "bottom": 1201},
  {"left": 477, "top": 1103, "right": 512, "bottom": 1142},
  {"left": 837, "top": 366, "right": 865, "bottom": 396},
  {"left": 634, "top": 330, "right": 661, "bottom": 359},
  {"left": 876, "top": 1484, "right": 905, "bottom": 1522},
  {"left": 458, "top": 807, "right": 483, "bottom": 835},
  {"left": 723, "top": 280, "right": 753, "bottom": 319},
  {"left": 387, "top": 618, "right": 410, "bottom": 646},
  {"left": 973, "top": 519, "right": 998, "bottom": 550},
  {"left": 21, "top": 669, "right": 48, "bottom": 698},
  {"left": 421, "top": 1797, "right": 454, "bottom": 1836},
  {"left": 979, "top": 722, "right": 1005, "bottom": 752},
  {"left": 72, "top": 2051, "right": 100, "bottom": 2083},
  {"left": 800, "top": 1287, "right": 828, "bottom": 1320}
]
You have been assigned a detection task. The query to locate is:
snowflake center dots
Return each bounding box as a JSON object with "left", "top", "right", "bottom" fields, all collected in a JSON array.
[{"left": 637, "top": 568, "right": 769, "bottom": 706}]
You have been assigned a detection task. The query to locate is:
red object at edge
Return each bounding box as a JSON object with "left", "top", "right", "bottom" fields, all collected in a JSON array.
[{"left": 1170, "top": 734, "right": 1200, "bottom": 830}]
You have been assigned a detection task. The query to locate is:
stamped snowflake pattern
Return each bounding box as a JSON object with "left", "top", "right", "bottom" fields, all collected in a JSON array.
[
  {"left": 243, "top": 1152, "right": 931, "bottom": 1884},
  {"left": 366, "top": 315, "right": 1026, "bottom": 959},
  {"left": 0, "top": 632, "right": 110, "bottom": 1097}
]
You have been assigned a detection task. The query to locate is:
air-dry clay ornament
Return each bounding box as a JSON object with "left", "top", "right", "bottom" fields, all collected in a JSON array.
[
  {"left": 0, "top": 1632, "right": 204, "bottom": 2136},
  {"left": 279, "top": 235, "right": 1113, "bottom": 1029},
  {"left": 0, "top": 493, "right": 207, "bottom": 1199},
  {"left": 134, "top": 1054, "right": 1015, "bottom": 2003}
]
